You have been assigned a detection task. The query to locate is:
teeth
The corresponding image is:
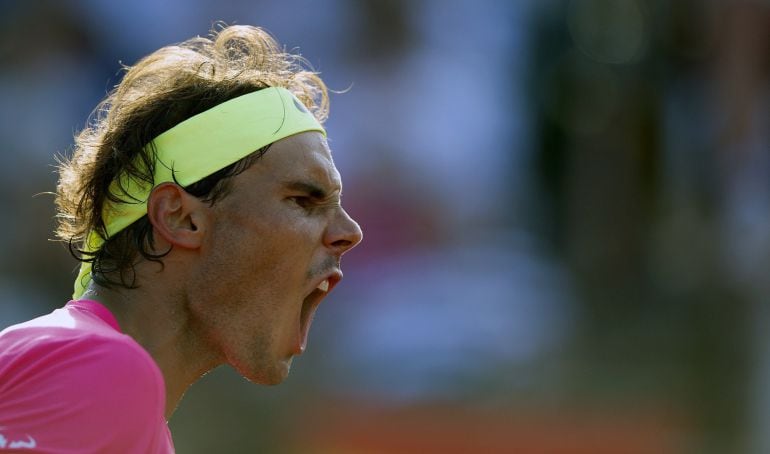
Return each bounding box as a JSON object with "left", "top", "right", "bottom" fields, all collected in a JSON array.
[{"left": 317, "top": 279, "right": 329, "bottom": 293}]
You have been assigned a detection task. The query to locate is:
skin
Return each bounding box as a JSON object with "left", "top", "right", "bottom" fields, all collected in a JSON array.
[{"left": 83, "top": 131, "right": 362, "bottom": 418}]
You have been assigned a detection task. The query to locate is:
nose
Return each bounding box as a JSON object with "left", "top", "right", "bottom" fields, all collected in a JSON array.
[{"left": 324, "top": 207, "right": 363, "bottom": 256}]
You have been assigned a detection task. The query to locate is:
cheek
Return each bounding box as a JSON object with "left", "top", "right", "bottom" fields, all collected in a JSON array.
[
  {"left": 203, "top": 230, "right": 276, "bottom": 300},
  {"left": 200, "top": 207, "right": 316, "bottom": 301}
]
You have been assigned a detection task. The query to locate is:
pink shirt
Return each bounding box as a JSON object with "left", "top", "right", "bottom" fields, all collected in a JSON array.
[{"left": 0, "top": 300, "right": 174, "bottom": 453}]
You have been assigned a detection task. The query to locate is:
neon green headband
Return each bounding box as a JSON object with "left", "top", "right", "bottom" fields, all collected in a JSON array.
[{"left": 73, "top": 86, "right": 325, "bottom": 298}]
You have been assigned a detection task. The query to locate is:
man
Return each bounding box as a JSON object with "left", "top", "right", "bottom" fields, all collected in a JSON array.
[{"left": 0, "top": 25, "right": 362, "bottom": 452}]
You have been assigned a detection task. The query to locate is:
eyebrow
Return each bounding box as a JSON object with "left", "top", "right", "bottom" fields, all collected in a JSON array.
[{"left": 283, "top": 180, "right": 340, "bottom": 200}]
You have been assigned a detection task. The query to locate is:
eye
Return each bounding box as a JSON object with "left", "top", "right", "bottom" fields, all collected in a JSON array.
[{"left": 289, "top": 196, "right": 313, "bottom": 209}]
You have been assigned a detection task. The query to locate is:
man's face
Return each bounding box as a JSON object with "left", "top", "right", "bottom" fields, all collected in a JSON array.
[{"left": 188, "top": 131, "right": 362, "bottom": 384}]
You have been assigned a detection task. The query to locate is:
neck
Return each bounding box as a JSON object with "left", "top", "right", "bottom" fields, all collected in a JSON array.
[{"left": 82, "top": 275, "right": 222, "bottom": 419}]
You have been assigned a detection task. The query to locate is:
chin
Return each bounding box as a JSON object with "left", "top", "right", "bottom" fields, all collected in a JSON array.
[{"left": 235, "top": 357, "right": 293, "bottom": 386}]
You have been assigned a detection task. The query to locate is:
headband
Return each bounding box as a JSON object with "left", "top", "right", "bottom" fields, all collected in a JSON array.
[{"left": 73, "top": 87, "right": 325, "bottom": 298}]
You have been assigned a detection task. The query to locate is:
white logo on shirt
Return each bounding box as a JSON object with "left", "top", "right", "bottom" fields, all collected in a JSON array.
[{"left": 0, "top": 432, "right": 37, "bottom": 450}]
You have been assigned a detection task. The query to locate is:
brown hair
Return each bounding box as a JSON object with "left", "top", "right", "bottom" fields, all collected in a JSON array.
[{"left": 55, "top": 24, "right": 329, "bottom": 290}]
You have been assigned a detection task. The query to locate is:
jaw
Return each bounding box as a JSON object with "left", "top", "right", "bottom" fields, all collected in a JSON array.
[{"left": 190, "top": 268, "right": 340, "bottom": 385}]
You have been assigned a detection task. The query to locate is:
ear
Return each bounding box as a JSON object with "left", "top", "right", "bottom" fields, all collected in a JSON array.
[{"left": 146, "top": 182, "right": 207, "bottom": 250}]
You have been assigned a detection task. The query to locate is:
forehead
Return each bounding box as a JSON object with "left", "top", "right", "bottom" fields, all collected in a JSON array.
[{"left": 250, "top": 131, "right": 341, "bottom": 189}]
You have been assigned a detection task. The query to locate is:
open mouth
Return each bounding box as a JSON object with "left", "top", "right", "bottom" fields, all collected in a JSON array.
[{"left": 298, "top": 274, "right": 341, "bottom": 353}]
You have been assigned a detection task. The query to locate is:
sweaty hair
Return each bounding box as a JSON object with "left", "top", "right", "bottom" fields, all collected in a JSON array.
[{"left": 55, "top": 24, "right": 329, "bottom": 291}]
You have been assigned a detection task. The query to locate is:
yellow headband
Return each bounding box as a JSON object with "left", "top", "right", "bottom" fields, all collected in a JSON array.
[{"left": 73, "top": 87, "right": 325, "bottom": 298}]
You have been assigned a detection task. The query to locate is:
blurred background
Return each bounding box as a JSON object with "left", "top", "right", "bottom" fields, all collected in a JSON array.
[{"left": 1, "top": 0, "right": 768, "bottom": 453}]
